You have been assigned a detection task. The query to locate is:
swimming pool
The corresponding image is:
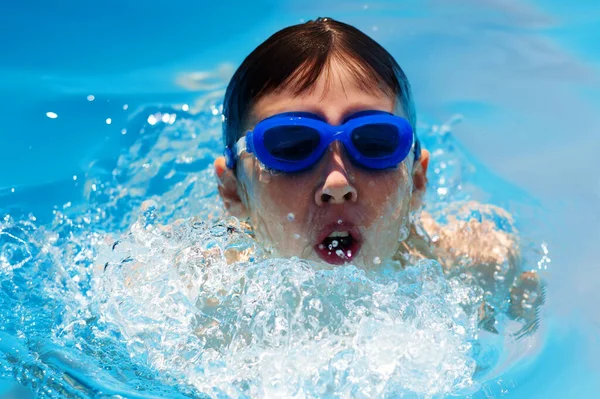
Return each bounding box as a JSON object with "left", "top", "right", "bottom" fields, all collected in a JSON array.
[{"left": 1, "top": 0, "right": 599, "bottom": 398}]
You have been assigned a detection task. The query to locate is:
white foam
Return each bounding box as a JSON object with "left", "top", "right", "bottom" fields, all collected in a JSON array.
[{"left": 97, "top": 217, "right": 480, "bottom": 397}]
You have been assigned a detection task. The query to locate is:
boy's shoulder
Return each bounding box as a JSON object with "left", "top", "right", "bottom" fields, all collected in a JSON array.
[{"left": 420, "top": 201, "right": 519, "bottom": 273}]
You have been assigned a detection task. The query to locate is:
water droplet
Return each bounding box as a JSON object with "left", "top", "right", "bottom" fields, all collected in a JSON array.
[
  {"left": 258, "top": 163, "right": 272, "bottom": 183},
  {"left": 373, "top": 256, "right": 381, "bottom": 265},
  {"left": 398, "top": 224, "right": 409, "bottom": 242},
  {"left": 287, "top": 213, "right": 295, "bottom": 222},
  {"left": 72, "top": 175, "right": 77, "bottom": 181},
  {"left": 46, "top": 112, "right": 58, "bottom": 119},
  {"left": 337, "top": 219, "right": 343, "bottom": 224},
  {"left": 293, "top": 233, "right": 301, "bottom": 240},
  {"left": 105, "top": 118, "right": 112, "bottom": 125},
  {"left": 309, "top": 298, "right": 323, "bottom": 312},
  {"left": 87, "top": 94, "right": 95, "bottom": 101},
  {"left": 182, "top": 104, "right": 189, "bottom": 111}
]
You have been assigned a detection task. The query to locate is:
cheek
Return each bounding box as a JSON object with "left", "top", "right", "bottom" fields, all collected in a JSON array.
[
  {"left": 359, "top": 167, "right": 413, "bottom": 259},
  {"left": 241, "top": 171, "right": 316, "bottom": 254},
  {"left": 360, "top": 166, "right": 413, "bottom": 222},
  {"left": 255, "top": 176, "right": 313, "bottom": 218},
  {"left": 392, "top": 169, "right": 413, "bottom": 218},
  {"left": 239, "top": 159, "right": 312, "bottom": 214}
]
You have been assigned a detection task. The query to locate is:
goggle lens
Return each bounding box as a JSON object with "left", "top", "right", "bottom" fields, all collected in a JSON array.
[
  {"left": 263, "top": 125, "right": 321, "bottom": 162},
  {"left": 351, "top": 123, "right": 399, "bottom": 158}
]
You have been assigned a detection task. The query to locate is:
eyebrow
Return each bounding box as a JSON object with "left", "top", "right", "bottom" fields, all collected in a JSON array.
[
  {"left": 264, "top": 111, "right": 327, "bottom": 121},
  {"left": 250, "top": 101, "right": 394, "bottom": 128},
  {"left": 341, "top": 110, "right": 393, "bottom": 123},
  {"left": 250, "top": 106, "right": 328, "bottom": 126}
]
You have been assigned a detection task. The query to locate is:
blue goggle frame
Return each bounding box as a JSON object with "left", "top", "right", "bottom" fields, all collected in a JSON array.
[{"left": 225, "top": 110, "right": 420, "bottom": 173}]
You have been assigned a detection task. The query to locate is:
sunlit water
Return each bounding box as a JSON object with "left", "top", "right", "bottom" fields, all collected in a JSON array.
[{"left": 0, "top": 91, "right": 549, "bottom": 398}]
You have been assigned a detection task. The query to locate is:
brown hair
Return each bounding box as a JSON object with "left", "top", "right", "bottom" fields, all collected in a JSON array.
[{"left": 222, "top": 17, "right": 415, "bottom": 152}]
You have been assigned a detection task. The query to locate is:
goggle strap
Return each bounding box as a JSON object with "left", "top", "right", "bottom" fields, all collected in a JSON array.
[
  {"left": 225, "top": 135, "right": 250, "bottom": 169},
  {"left": 224, "top": 147, "right": 235, "bottom": 169},
  {"left": 414, "top": 138, "right": 421, "bottom": 162}
]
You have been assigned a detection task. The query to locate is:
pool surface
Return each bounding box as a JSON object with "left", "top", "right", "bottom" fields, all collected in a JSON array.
[{"left": 1, "top": 1, "right": 599, "bottom": 398}]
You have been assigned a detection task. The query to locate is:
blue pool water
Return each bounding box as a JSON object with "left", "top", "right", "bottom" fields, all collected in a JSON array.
[{"left": 1, "top": 0, "right": 599, "bottom": 398}]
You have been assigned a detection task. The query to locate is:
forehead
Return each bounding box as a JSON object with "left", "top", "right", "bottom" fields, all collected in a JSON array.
[{"left": 248, "top": 61, "right": 398, "bottom": 126}]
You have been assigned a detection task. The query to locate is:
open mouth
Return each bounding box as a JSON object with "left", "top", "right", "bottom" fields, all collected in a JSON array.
[{"left": 314, "top": 228, "right": 361, "bottom": 265}]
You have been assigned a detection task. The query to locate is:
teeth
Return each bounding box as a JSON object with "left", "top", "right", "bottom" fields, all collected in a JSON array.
[{"left": 327, "top": 231, "right": 349, "bottom": 238}]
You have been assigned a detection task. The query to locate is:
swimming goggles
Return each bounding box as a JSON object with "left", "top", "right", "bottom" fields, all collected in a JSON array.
[{"left": 224, "top": 110, "right": 420, "bottom": 173}]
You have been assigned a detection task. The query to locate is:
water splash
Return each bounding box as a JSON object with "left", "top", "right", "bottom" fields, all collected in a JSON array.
[
  {"left": 0, "top": 96, "right": 548, "bottom": 398},
  {"left": 97, "top": 214, "right": 480, "bottom": 398}
]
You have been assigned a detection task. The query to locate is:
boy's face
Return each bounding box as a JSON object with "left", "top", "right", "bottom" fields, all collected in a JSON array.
[{"left": 216, "top": 61, "right": 429, "bottom": 268}]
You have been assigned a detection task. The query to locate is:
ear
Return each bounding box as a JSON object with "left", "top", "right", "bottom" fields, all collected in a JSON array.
[
  {"left": 410, "top": 148, "right": 430, "bottom": 211},
  {"left": 214, "top": 156, "right": 249, "bottom": 218},
  {"left": 413, "top": 149, "right": 429, "bottom": 191}
]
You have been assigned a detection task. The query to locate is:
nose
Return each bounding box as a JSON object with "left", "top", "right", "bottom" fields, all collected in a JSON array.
[{"left": 314, "top": 143, "right": 358, "bottom": 206}]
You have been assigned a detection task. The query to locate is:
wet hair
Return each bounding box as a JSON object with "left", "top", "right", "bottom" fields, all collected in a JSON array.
[{"left": 222, "top": 17, "right": 416, "bottom": 152}]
